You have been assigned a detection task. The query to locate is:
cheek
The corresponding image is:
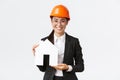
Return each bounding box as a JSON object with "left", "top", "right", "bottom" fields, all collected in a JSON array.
[
  {"left": 63, "top": 26, "right": 66, "bottom": 30},
  {"left": 52, "top": 23, "right": 56, "bottom": 28},
  {"left": 62, "top": 24, "right": 67, "bottom": 29},
  {"left": 51, "top": 22, "right": 56, "bottom": 28}
]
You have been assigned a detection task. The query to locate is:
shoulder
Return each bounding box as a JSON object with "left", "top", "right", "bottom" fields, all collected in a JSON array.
[
  {"left": 66, "top": 33, "right": 82, "bottom": 46},
  {"left": 66, "top": 33, "right": 82, "bottom": 48},
  {"left": 66, "top": 33, "right": 79, "bottom": 42}
]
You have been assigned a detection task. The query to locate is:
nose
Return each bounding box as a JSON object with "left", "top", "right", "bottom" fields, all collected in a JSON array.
[{"left": 57, "top": 21, "right": 62, "bottom": 27}]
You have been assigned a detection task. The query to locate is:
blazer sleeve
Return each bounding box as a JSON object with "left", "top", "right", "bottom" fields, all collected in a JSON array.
[{"left": 72, "top": 38, "right": 84, "bottom": 72}]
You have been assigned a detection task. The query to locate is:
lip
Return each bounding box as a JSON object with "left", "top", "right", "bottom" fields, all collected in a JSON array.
[{"left": 56, "top": 27, "right": 63, "bottom": 30}]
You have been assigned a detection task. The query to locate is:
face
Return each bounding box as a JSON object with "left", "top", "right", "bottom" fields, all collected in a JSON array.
[{"left": 51, "top": 17, "right": 68, "bottom": 36}]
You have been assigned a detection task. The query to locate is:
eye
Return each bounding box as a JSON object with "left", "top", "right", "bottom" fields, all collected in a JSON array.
[
  {"left": 61, "top": 19, "right": 67, "bottom": 23},
  {"left": 53, "top": 19, "right": 58, "bottom": 22},
  {"left": 55, "top": 20, "right": 58, "bottom": 22}
]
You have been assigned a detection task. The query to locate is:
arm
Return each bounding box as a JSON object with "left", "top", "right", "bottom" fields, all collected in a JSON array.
[{"left": 72, "top": 39, "right": 84, "bottom": 72}]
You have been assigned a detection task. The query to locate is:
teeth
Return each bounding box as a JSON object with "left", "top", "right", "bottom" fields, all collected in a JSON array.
[{"left": 57, "top": 27, "right": 62, "bottom": 30}]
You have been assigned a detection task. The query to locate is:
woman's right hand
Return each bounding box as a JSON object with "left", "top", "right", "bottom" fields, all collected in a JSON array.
[
  {"left": 51, "top": 64, "right": 69, "bottom": 70},
  {"left": 32, "top": 44, "right": 39, "bottom": 56}
]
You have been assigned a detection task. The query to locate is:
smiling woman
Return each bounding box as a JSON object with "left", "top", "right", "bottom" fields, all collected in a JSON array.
[
  {"left": 51, "top": 17, "right": 68, "bottom": 37},
  {"left": 32, "top": 4, "right": 84, "bottom": 80}
]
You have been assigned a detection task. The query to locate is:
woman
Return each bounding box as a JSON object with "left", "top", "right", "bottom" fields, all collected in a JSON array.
[{"left": 32, "top": 4, "right": 84, "bottom": 80}]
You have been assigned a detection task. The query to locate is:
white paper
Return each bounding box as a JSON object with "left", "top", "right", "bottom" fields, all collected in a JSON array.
[{"left": 34, "top": 39, "right": 58, "bottom": 66}]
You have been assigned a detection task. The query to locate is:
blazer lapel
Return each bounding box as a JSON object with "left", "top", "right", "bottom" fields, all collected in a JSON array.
[{"left": 63, "top": 33, "right": 70, "bottom": 63}]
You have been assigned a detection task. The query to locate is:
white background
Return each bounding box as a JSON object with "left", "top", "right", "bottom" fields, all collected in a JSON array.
[{"left": 0, "top": 0, "right": 120, "bottom": 80}]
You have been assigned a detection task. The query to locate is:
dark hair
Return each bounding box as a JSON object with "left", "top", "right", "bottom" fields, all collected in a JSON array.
[{"left": 50, "top": 16, "right": 69, "bottom": 21}]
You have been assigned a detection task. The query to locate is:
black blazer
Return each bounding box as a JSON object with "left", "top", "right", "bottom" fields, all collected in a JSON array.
[{"left": 37, "top": 30, "right": 84, "bottom": 80}]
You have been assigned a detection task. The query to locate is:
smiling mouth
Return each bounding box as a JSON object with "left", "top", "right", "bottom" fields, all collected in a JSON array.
[{"left": 56, "top": 27, "right": 62, "bottom": 30}]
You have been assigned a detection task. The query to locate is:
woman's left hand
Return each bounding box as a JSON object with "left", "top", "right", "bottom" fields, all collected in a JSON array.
[{"left": 52, "top": 63, "right": 69, "bottom": 70}]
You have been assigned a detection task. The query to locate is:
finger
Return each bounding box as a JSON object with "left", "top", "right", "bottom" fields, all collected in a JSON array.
[
  {"left": 58, "top": 64, "right": 65, "bottom": 66},
  {"left": 32, "top": 44, "right": 39, "bottom": 55},
  {"left": 53, "top": 65, "right": 64, "bottom": 70},
  {"left": 32, "top": 44, "right": 39, "bottom": 49},
  {"left": 32, "top": 48, "right": 35, "bottom": 55},
  {"left": 58, "top": 64, "right": 69, "bottom": 70}
]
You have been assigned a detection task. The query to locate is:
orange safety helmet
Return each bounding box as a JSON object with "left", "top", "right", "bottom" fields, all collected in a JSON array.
[{"left": 50, "top": 4, "right": 70, "bottom": 20}]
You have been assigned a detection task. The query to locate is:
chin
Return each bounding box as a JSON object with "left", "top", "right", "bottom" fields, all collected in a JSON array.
[{"left": 57, "top": 30, "right": 64, "bottom": 33}]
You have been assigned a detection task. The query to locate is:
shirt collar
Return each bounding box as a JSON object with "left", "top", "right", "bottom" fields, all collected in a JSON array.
[{"left": 54, "top": 33, "right": 65, "bottom": 42}]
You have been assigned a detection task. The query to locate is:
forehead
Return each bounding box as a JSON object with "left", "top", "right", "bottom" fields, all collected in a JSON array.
[{"left": 52, "top": 17, "right": 67, "bottom": 20}]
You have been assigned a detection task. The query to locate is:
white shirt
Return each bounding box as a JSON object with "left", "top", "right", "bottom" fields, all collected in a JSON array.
[{"left": 54, "top": 33, "right": 72, "bottom": 76}]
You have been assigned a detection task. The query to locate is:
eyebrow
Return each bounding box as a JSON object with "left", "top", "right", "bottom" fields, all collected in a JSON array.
[{"left": 53, "top": 18, "right": 66, "bottom": 20}]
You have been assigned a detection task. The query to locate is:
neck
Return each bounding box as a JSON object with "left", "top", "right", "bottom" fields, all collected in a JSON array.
[{"left": 54, "top": 32, "right": 65, "bottom": 37}]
